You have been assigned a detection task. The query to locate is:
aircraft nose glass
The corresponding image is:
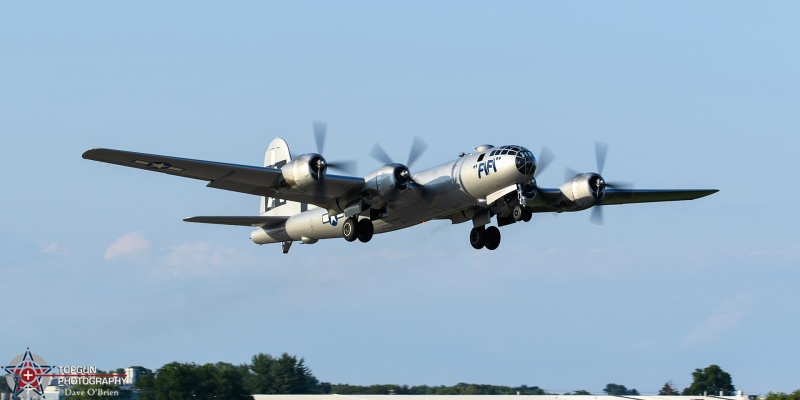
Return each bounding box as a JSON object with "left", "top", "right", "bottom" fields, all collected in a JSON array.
[{"left": 515, "top": 150, "right": 535, "bottom": 175}]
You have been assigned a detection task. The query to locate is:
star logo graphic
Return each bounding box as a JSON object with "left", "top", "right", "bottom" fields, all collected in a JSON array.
[
  {"left": 4, "top": 348, "right": 52, "bottom": 397},
  {"left": 133, "top": 159, "right": 185, "bottom": 172}
]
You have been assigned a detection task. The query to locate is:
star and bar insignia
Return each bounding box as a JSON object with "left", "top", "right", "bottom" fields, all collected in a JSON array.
[{"left": 133, "top": 159, "right": 185, "bottom": 172}]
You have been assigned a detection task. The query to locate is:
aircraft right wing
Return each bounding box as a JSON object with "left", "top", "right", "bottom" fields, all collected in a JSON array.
[{"left": 82, "top": 148, "right": 365, "bottom": 211}]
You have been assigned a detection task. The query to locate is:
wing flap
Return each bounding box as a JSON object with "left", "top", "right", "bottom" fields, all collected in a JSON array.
[{"left": 184, "top": 216, "right": 289, "bottom": 228}]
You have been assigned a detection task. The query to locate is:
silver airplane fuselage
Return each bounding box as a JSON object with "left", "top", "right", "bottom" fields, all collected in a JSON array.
[{"left": 250, "top": 145, "right": 536, "bottom": 244}]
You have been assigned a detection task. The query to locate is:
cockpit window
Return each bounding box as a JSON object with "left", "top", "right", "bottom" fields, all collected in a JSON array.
[{"left": 477, "top": 153, "right": 485, "bottom": 162}]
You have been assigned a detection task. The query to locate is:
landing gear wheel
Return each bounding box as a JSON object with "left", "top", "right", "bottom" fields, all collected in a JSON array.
[
  {"left": 512, "top": 205, "right": 524, "bottom": 221},
  {"left": 469, "top": 226, "right": 486, "bottom": 249},
  {"left": 342, "top": 217, "right": 358, "bottom": 242},
  {"left": 485, "top": 226, "right": 501, "bottom": 250},
  {"left": 357, "top": 219, "right": 374, "bottom": 243},
  {"left": 522, "top": 207, "right": 532, "bottom": 222}
]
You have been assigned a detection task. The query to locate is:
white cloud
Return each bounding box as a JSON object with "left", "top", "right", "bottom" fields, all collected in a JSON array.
[
  {"left": 104, "top": 231, "right": 151, "bottom": 260},
  {"left": 40, "top": 243, "right": 67, "bottom": 255}
]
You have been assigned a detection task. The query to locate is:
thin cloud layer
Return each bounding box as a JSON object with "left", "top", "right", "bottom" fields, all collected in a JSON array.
[
  {"left": 104, "top": 231, "right": 151, "bottom": 260},
  {"left": 679, "top": 293, "right": 753, "bottom": 347},
  {"left": 157, "top": 242, "right": 250, "bottom": 279}
]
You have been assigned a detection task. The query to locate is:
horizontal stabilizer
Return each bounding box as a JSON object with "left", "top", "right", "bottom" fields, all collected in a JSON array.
[{"left": 184, "top": 216, "right": 288, "bottom": 228}]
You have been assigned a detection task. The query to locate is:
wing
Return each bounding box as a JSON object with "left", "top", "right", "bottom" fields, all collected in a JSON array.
[
  {"left": 184, "top": 216, "right": 288, "bottom": 228},
  {"left": 527, "top": 188, "right": 718, "bottom": 213},
  {"left": 82, "top": 148, "right": 365, "bottom": 209},
  {"left": 600, "top": 189, "right": 719, "bottom": 205}
]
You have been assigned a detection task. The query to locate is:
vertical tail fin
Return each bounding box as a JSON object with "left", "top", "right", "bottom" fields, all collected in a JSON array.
[{"left": 261, "top": 138, "right": 307, "bottom": 216}]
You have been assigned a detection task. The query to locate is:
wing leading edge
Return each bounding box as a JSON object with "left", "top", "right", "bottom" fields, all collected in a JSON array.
[{"left": 82, "top": 148, "right": 365, "bottom": 210}]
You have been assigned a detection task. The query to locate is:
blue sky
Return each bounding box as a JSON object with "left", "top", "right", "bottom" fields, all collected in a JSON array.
[{"left": 2, "top": 1, "right": 799, "bottom": 395}]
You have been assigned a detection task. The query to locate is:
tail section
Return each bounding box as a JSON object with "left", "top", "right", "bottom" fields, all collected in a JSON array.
[{"left": 261, "top": 137, "right": 308, "bottom": 216}]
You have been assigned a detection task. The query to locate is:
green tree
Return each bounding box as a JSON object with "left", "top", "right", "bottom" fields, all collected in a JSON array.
[
  {"left": 659, "top": 381, "right": 681, "bottom": 395},
  {"left": 0, "top": 375, "right": 10, "bottom": 394},
  {"left": 243, "top": 353, "right": 320, "bottom": 394},
  {"left": 330, "top": 383, "right": 548, "bottom": 395},
  {"left": 683, "top": 365, "right": 735, "bottom": 396},
  {"left": 141, "top": 361, "right": 251, "bottom": 400},
  {"left": 604, "top": 383, "right": 639, "bottom": 395},
  {"left": 133, "top": 367, "right": 156, "bottom": 400},
  {"left": 765, "top": 390, "right": 800, "bottom": 400}
]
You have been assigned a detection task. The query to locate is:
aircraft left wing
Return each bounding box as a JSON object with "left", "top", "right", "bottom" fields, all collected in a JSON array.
[
  {"left": 527, "top": 188, "right": 718, "bottom": 213},
  {"left": 599, "top": 188, "right": 718, "bottom": 205},
  {"left": 82, "top": 148, "right": 365, "bottom": 210}
]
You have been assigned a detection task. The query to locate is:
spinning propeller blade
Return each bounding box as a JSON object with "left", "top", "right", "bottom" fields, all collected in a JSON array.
[
  {"left": 311, "top": 121, "right": 358, "bottom": 175},
  {"left": 535, "top": 146, "right": 555, "bottom": 178}
]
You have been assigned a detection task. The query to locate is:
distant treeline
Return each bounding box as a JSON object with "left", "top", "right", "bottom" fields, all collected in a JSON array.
[
  {"left": 329, "top": 383, "right": 548, "bottom": 395},
  {"left": 12, "top": 351, "right": 800, "bottom": 400}
]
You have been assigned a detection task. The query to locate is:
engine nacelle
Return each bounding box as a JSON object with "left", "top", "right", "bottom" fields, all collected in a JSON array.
[
  {"left": 558, "top": 172, "right": 605, "bottom": 210},
  {"left": 280, "top": 153, "right": 326, "bottom": 191},
  {"left": 362, "top": 164, "right": 412, "bottom": 205}
]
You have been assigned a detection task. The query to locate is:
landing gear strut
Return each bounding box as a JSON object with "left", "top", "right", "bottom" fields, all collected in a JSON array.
[{"left": 469, "top": 226, "right": 501, "bottom": 250}]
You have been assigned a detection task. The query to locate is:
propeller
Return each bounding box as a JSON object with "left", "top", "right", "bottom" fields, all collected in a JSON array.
[
  {"left": 560, "top": 141, "right": 634, "bottom": 225},
  {"left": 523, "top": 146, "right": 555, "bottom": 198},
  {"left": 590, "top": 141, "right": 633, "bottom": 225},
  {"left": 370, "top": 135, "right": 428, "bottom": 170},
  {"left": 535, "top": 146, "right": 555, "bottom": 179},
  {"left": 311, "top": 121, "right": 358, "bottom": 175},
  {"left": 370, "top": 136, "right": 432, "bottom": 200}
]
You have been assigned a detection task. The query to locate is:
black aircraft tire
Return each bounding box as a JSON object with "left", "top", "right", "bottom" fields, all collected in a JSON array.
[
  {"left": 485, "top": 226, "right": 501, "bottom": 250},
  {"left": 522, "top": 207, "right": 533, "bottom": 222},
  {"left": 357, "top": 219, "right": 375, "bottom": 243},
  {"left": 512, "top": 205, "right": 524, "bottom": 221},
  {"left": 342, "top": 217, "right": 359, "bottom": 242},
  {"left": 469, "top": 227, "right": 486, "bottom": 249}
]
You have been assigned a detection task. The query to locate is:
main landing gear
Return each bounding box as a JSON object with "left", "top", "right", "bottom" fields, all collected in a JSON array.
[
  {"left": 469, "top": 201, "right": 533, "bottom": 250},
  {"left": 342, "top": 217, "right": 374, "bottom": 243},
  {"left": 470, "top": 226, "right": 501, "bottom": 250}
]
